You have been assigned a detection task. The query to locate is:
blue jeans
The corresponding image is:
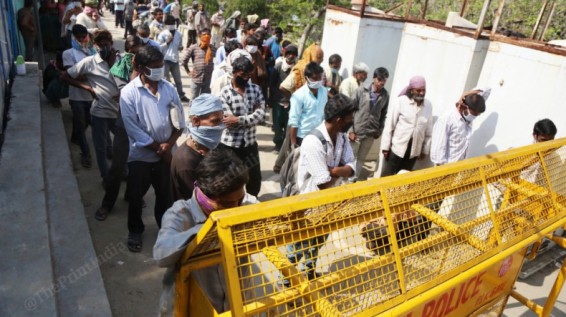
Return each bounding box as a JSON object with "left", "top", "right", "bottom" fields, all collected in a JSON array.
[
  {"left": 164, "top": 60, "right": 186, "bottom": 99},
  {"left": 69, "top": 100, "right": 92, "bottom": 157},
  {"left": 91, "top": 116, "right": 117, "bottom": 178}
]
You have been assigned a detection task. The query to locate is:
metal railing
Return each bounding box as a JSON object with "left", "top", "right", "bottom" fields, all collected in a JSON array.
[{"left": 175, "top": 138, "right": 566, "bottom": 317}]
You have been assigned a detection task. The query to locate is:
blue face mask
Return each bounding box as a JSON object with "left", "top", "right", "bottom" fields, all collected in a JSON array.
[
  {"left": 189, "top": 124, "right": 225, "bottom": 150},
  {"left": 71, "top": 37, "right": 96, "bottom": 56}
]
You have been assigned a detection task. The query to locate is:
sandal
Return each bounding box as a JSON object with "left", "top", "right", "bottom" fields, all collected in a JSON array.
[
  {"left": 95, "top": 206, "right": 110, "bottom": 221},
  {"left": 127, "top": 233, "right": 142, "bottom": 252}
]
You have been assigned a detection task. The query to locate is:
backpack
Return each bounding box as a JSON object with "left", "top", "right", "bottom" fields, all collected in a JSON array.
[{"left": 280, "top": 129, "right": 327, "bottom": 197}]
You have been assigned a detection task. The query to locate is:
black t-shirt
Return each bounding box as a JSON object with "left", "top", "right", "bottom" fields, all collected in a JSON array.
[{"left": 170, "top": 142, "right": 204, "bottom": 202}]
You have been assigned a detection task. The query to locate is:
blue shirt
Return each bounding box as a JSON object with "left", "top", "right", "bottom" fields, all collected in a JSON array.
[
  {"left": 120, "top": 76, "right": 186, "bottom": 162},
  {"left": 265, "top": 36, "right": 281, "bottom": 60},
  {"left": 288, "top": 84, "right": 328, "bottom": 139}
]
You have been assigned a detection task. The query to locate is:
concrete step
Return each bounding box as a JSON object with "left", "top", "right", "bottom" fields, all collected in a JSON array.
[
  {"left": 0, "top": 63, "right": 112, "bottom": 316},
  {"left": 0, "top": 63, "right": 58, "bottom": 317}
]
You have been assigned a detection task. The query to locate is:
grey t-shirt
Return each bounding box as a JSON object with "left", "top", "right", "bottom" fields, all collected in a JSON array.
[{"left": 67, "top": 54, "right": 120, "bottom": 118}]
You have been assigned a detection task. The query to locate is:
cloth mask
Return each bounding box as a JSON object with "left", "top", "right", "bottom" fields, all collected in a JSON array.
[
  {"left": 194, "top": 185, "right": 218, "bottom": 216},
  {"left": 234, "top": 76, "right": 248, "bottom": 87},
  {"left": 71, "top": 37, "right": 96, "bottom": 55},
  {"left": 145, "top": 66, "right": 164, "bottom": 81},
  {"left": 245, "top": 45, "right": 258, "bottom": 54},
  {"left": 189, "top": 124, "right": 225, "bottom": 150},
  {"left": 306, "top": 77, "right": 323, "bottom": 89},
  {"left": 331, "top": 68, "right": 339, "bottom": 74}
]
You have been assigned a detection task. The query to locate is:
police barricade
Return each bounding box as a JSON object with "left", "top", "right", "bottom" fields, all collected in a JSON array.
[{"left": 175, "top": 138, "right": 566, "bottom": 317}]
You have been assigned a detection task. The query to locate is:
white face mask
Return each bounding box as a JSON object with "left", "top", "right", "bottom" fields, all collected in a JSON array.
[
  {"left": 145, "top": 66, "right": 164, "bottom": 82},
  {"left": 138, "top": 35, "right": 150, "bottom": 44},
  {"left": 463, "top": 112, "right": 477, "bottom": 123},
  {"left": 306, "top": 77, "right": 323, "bottom": 89},
  {"left": 245, "top": 45, "right": 258, "bottom": 54},
  {"left": 168, "top": 25, "right": 176, "bottom": 31}
]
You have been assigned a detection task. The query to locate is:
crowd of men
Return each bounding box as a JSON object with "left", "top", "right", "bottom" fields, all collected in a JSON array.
[{"left": 18, "top": 1, "right": 560, "bottom": 315}]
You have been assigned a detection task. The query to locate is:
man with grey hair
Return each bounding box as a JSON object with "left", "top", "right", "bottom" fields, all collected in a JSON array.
[{"left": 339, "top": 62, "right": 369, "bottom": 98}]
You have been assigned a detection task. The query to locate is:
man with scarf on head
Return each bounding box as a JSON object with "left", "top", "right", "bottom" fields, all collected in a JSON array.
[
  {"left": 217, "top": 56, "right": 265, "bottom": 197},
  {"left": 154, "top": 148, "right": 257, "bottom": 316},
  {"left": 120, "top": 45, "right": 186, "bottom": 252},
  {"left": 380, "top": 75, "right": 433, "bottom": 177},
  {"left": 170, "top": 94, "right": 225, "bottom": 201},
  {"left": 62, "top": 24, "right": 97, "bottom": 169},
  {"left": 180, "top": 28, "right": 216, "bottom": 98},
  {"left": 431, "top": 88, "right": 489, "bottom": 166},
  {"left": 270, "top": 44, "right": 298, "bottom": 152},
  {"left": 76, "top": 4, "right": 107, "bottom": 34},
  {"left": 210, "top": 46, "right": 251, "bottom": 96},
  {"left": 158, "top": 15, "right": 189, "bottom": 102},
  {"left": 62, "top": 30, "right": 120, "bottom": 180}
]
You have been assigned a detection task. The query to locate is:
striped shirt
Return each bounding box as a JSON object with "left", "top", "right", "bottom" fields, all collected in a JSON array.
[
  {"left": 220, "top": 81, "right": 265, "bottom": 148},
  {"left": 179, "top": 44, "right": 217, "bottom": 84}
]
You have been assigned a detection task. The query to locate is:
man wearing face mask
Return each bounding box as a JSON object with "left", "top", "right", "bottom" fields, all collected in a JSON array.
[
  {"left": 283, "top": 94, "right": 356, "bottom": 284},
  {"left": 380, "top": 75, "right": 433, "bottom": 177},
  {"left": 245, "top": 35, "right": 268, "bottom": 97},
  {"left": 137, "top": 24, "right": 161, "bottom": 48},
  {"left": 324, "top": 54, "right": 342, "bottom": 96},
  {"left": 120, "top": 45, "right": 186, "bottom": 252},
  {"left": 62, "top": 30, "right": 120, "bottom": 180},
  {"left": 154, "top": 149, "right": 257, "bottom": 316},
  {"left": 218, "top": 57, "right": 265, "bottom": 197},
  {"left": 288, "top": 62, "right": 328, "bottom": 150},
  {"left": 270, "top": 44, "right": 298, "bottom": 152},
  {"left": 339, "top": 62, "right": 370, "bottom": 99},
  {"left": 158, "top": 15, "right": 189, "bottom": 102},
  {"left": 62, "top": 24, "right": 96, "bottom": 169},
  {"left": 180, "top": 28, "right": 216, "bottom": 98},
  {"left": 431, "top": 88, "right": 488, "bottom": 166},
  {"left": 170, "top": 94, "right": 225, "bottom": 201}
]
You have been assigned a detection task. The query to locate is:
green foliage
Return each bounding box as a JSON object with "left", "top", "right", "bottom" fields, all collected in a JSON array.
[{"left": 200, "top": 0, "right": 564, "bottom": 46}]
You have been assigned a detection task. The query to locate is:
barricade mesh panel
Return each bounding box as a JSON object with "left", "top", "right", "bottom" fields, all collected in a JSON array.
[{"left": 183, "top": 141, "right": 566, "bottom": 317}]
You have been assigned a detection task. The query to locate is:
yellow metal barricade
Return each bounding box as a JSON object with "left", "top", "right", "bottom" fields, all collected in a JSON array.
[{"left": 175, "top": 138, "right": 566, "bottom": 317}]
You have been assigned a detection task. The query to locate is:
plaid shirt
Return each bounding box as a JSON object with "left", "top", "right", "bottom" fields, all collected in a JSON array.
[
  {"left": 179, "top": 44, "right": 216, "bottom": 84},
  {"left": 220, "top": 81, "right": 265, "bottom": 148}
]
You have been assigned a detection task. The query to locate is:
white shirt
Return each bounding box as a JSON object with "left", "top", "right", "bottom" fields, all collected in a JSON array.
[
  {"left": 297, "top": 123, "right": 356, "bottom": 194},
  {"left": 430, "top": 108, "right": 472, "bottom": 165},
  {"left": 158, "top": 29, "right": 182, "bottom": 63},
  {"left": 339, "top": 76, "right": 360, "bottom": 99},
  {"left": 381, "top": 95, "right": 433, "bottom": 159}
]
